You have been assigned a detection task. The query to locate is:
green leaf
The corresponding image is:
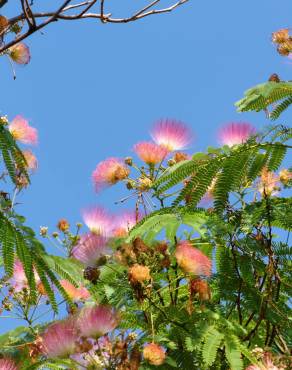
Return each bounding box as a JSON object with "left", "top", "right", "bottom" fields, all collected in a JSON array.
[
  {"left": 202, "top": 326, "right": 224, "bottom": 367},
  {"left": 224, "top": 335, "right": 243, "bottom": 370}
]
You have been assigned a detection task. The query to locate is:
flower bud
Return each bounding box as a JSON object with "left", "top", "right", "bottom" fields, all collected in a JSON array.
[
  {"left": 143, "top": 343, "right": 166, "bottom": 366},
  {"left": 138, "top": 177, "right": 153, "bottom": 191},
  {"left": 272, "top": 28, "right": 289, "bottom": 44},
  {"left": 0, "top": 15, "right": 8, "bottom": 32},
  {"left": 57, "top": 219, "right": 70, "bottom": 232},
  {"left": 277, "top": 40, "right": 292, "bottom": 56},
  {"left": 40, "top": 226, "right": 48, "bottom": 237},
  {"left": 190, "top": 278, "right": 211, "bottom": 301},
  {"left": 173, "top": 152, "right": 190, "bottom": 163},
  {"left": 0, "top": 115, "right": 8, "bottom": 126},
  {"left": 129, "top": 264, "right": 151, "bottom": 283},
  {"left": 167, "top": 158, "right": 176, "bottom": 166},
  {"left": 83, "top": 266, "right": 100, "bottom": 284},
  {"left": 279, "top": 168, "right": 292, "bottom": 185},
  {"left": 124, "top": 156, "right": 133, "bottom": 166}
]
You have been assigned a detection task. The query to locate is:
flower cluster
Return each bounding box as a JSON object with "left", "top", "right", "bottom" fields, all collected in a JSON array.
[
  {"left": 40, "top": 305, "right": 119, "bottom": 359},
  {"left": 272, "top": 28, "right": 292, "bottom": 57}
]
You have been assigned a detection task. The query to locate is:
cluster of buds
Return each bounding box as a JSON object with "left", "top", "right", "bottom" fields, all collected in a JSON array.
[
  {"left": 143, "top": 343, "right": 166, "bottom": 366},
  {"left": 272, "top": 28, "right": 292, "bottom": 57},
  {"left": 0, "top": 115, "right": 8, "bottom": 126},
  {"left": 279, "top": 168, "right": 292, "bottom": 187},
  {"left": 116, "top": 238, "right": 170, "bottom": 271}
]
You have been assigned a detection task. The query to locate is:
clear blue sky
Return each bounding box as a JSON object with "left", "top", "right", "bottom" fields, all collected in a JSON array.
[{"left": 0, "top": 0, "right": 291, "bottom": 331}]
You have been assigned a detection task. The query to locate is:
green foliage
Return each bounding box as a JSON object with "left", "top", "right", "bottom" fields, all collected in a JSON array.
[
  {"left": 202, "top": 326, "right": 224, "bottom": 367},
  {"left": 0, "top": 125, "right": 29, "bottom": 185},
  {"left": 154, "top": 140, "right": 289, "bottom": 212},
  {"left": 235, "top": 81, "right": 292, "bottom": 119}
]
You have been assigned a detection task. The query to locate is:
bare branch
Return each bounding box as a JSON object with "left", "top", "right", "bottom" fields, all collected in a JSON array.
[{"left": 0, "top": 0, "right": 189, "bottom": 54}]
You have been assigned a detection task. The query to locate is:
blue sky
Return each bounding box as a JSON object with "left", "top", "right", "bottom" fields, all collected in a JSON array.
[{"left": 0, "top": 0, "right": 291, "bottom": 331}]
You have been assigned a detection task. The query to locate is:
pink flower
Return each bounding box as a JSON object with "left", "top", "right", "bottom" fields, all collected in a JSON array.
[
  {"left": 175, "top": 241, "right": 212, "bottom": 276},
  {"left": 77, "top": 305, "right": 119, "bottom": 338},
  {"left": 82, "top": 206, "right": 112, "bottom": 236},
  {"left": 22, "top": 150, "right": 38, "bottom": 171},
  {"left": 9, "top": 259, "right": 28, "bottom": 292},
  {"left": 113, "top": 211, "right": 140, "bottom": 237},
  {"left": 218, "top": 122, "right": 256, "bottom": 146},
  {"left": 41, "top": 319, "right": 78, "bottom": 358},
  {"left": 245, "top": 352, "right": 280, "bottom": 370},
  {"left": 151, "top": 119, "right": 192, "bottom": 151},
  {"left": 8, "top": 116, "right": 38, "bottom": 145},
  {"left": 92, "top": 157, "right": 129, "bottom": 191},
  {"left": 71, "top": 233, "right": 111, "bottom": 267},
  {"left": 9, "top": 43, "right": 31, "bottom": 65},
  {"left": 258, "top": 168, "right": 280, "bottom": 197},
  {"left": 9, "top": 259, "right": 40, "bottom": 292},
  {"left": 133, "top": 141, "right": 168, "bottom": 164},
  {"left": 0, "top": 358, "right": 18, "bottom": 370},
  {"left": 60, "top": 280, "right": 90, "bottom": 301}
]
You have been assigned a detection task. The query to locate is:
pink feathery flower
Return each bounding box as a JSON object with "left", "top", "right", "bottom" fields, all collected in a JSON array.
[
  {"left": 71, "top": 233, "right": 111, "bottom": 267},
  {"left": 9, "top": 43, "right": 31, "bottom": 65},
  {"left": 9, "top": 259, "right": 40, "bottom": 292},
  {"left": 245, "top": 352, "right": 280, "bottom": 370},
  {"left": 0, "top": 358, "right": 18, "bottom": 370},
  {"left": 151, "top": 119, "right": 192, "bottom": 151},
  {"left": 82, "top": 206, "right": 112, "bottom": 236},
  {"left": 60, "top": 280, "right": 90, "bottom": 301},
  {"left": 8, "top": 116, "right": 38, "bottom": 145},
  {"left": 92, "top": 157, "right": 129, "bottom": 192},
  {"left": 133, "top": 141, "right": 168, "bottom": 165},
  {"left": 41, "top": 319, "right": 78, "bottom": 358},
  {"left": 9, "top": 259, "right": 28, "bottom": 292},
  {"left": 175, "top": 241, "right": 212, "bottom": 276},
  {"left": 77, "top": 305, "right": 119, "bottom": 339},
  {"left": 113, "top": 211, "right": 140, "bottom": 237},
  {"left": 258, "top": 167, "right": 280, "bottom": 197},
  {"left": 218, "top": 122, "right": 256, "bottom": 146},
  {"left": 22, "top": 150, "right": 38, "bottom": 171}
]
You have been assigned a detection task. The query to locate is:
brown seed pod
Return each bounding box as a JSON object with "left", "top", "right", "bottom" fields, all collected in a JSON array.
[{"left": 83, "top": 266, "right": 100, "bottom": 284}]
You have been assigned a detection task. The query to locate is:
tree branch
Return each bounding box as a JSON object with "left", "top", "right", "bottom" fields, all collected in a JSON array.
[{"left": 0, "top": 0, "right": 189, "bottom": 54}]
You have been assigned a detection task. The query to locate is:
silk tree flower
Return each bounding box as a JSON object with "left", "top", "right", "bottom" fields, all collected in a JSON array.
[
  {"left": 143, "top": 343, "right": 166, "bottom": 366},
  {"left": 60, "top": 280, "right": 90, "bottom": 301},
  {"left": 112, "top": 211, "right": 139, "bottom": 237},
  {"left": 9, "top": 43, "right": 31, "bottom": 65},
  {"left": 258, "top": 168, "right": 280, "bottom": 197},
  {"left": 175, "top": 241, "right": 212, "bottom": 276},
  {"left": 92, "top": 157, "right": 130, "bottom": 191},
  {"left": 128, "top": 264, "right": 151, "bottom": 283},
  {"left": 22, "top": 150, "right": 38, "bottom": 171},
  {"left": 133, "top": 141, "right": 168, "bottom": 165},
  {"left": 82, "top": 206, "right": 112, "bottom": 236},
  {"left": 151, "top": 119, "right": 192, "bottom": 151},
  {"left": 77, "top": 305, "right": 119, "bottom": 338},
  {"left": 0, "top": 358, "right": 18, "bottom": 370},
  {"left": 218, "top": 122, "right": 256, "bottom": 146},
  {"left": 9, "top": 259, "right": 41, "bottom": 292},
  {"left": 9, "top": 259, "right": 29, "bottom": 292},
  {"left": 71, "top": 233, "right": 111, "bottom": 267},
  {"left": 245, "top": 352, "right": 281, "bottom": 370},
  {"left": 41, "top": 319, "right": 78, "bottom": 358},
  {"left": 8, "top": 116, "right": 38, "bottom": 145}
]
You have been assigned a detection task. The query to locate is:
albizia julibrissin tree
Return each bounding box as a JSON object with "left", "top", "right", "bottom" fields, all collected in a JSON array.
[{"left": 0, "top": 28, "right": 291, "bottom": 370}]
